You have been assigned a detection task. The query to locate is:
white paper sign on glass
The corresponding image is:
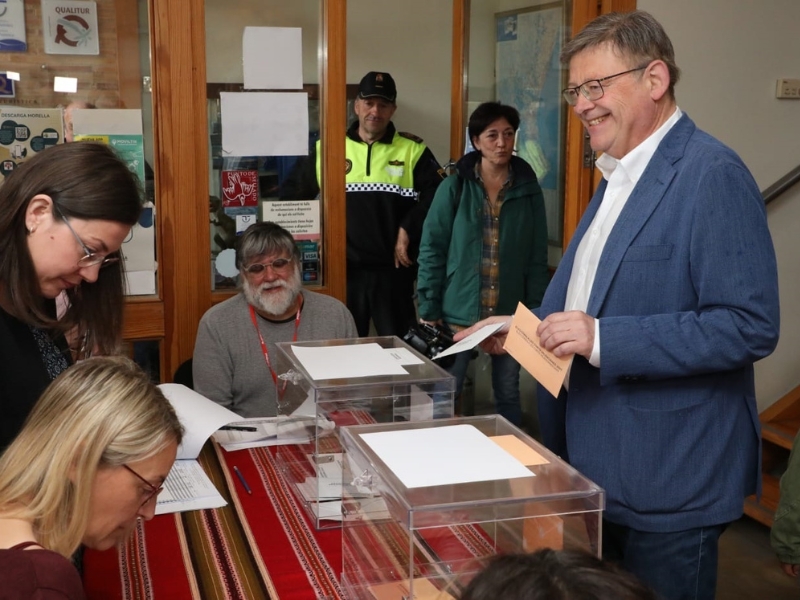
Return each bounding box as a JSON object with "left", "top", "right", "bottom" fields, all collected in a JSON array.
[
  {"left": 242, "top": 27, "right": 303, "bottom": 90},
  {"left": 220, "top": 92, "right": 309, "bottom": 157}
]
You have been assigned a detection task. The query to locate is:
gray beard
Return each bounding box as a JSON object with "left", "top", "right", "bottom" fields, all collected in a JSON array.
[{"left": 242, "top": 269, "right": 302, "bottom": 317}]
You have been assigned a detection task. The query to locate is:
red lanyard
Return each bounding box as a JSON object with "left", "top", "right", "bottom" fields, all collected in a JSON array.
[{"left": 248, "top": 303, "right": 301, "bottom": 394}]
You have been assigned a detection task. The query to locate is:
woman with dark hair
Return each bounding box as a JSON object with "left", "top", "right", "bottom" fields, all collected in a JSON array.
[
  {"left": 0, "top": 141, "right": 142, "bottom": 450},
  {"left": 417, "top": 101, "right": 549, "bottom": 426}
]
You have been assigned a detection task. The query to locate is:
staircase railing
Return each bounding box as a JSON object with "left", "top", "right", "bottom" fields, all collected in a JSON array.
[{"left": 763, "top": 164, "right": 800, "bottom": 205}]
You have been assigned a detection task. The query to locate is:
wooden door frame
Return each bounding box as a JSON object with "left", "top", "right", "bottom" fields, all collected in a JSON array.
[
  {"left": 449, "top": 0, "right": 636, "bottom": 252},
  {"left": 563, "top": 0, "right": 636, "bottom": 249},
  {"left": 129, "top": 0, "right": 348, "bottom": 382}
]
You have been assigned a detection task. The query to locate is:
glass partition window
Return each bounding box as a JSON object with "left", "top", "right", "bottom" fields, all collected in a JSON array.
[
  {"left": 468, "top": 0, "right": 570, "bottom": 266},
  {"left": 0, "top": 0, "right": 158, "bottom": 294},
  {"left": 205, "top": 0, "right": 323, "bottom": 291}
]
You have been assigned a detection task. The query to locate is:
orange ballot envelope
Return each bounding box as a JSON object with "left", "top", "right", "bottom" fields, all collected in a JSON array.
[{"left": 503, "top": 302, "right": 572, "bottom": 397}]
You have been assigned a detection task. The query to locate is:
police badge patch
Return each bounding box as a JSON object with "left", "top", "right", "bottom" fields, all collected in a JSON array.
[
  {"left": 345, "top": 159, "right": 352, "bottom": 174},
  {"left": 385, "top": 160, "right": 404, "bottom": 177}
]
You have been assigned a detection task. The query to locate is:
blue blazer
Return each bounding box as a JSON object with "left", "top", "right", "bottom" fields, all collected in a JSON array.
[{"left": 538, "top": 114, "right": 780, "bottom": 532}]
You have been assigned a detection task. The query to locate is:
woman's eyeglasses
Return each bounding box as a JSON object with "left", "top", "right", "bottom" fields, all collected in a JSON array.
[
  {"left": 52, "top": 204, "right": 120, "bottom": 269},
  {"left": 122, "top": 464, "right": 164, "bottom": 508}
]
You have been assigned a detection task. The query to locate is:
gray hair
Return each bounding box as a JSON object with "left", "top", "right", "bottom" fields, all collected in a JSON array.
[
  {"left": 561, "top": 11, "right": 680, "bottom": 99},
  {"left": 235, "top": 221, "right": 300, "bottom": 270}
]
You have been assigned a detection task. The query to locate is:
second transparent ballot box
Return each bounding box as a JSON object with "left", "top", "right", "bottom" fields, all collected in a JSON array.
[
  {"left": 338, "top": 415, "right": 605, "bottom": 600},
  {"left": 274, "top": 336, "right": 456, "bottom": 529}
]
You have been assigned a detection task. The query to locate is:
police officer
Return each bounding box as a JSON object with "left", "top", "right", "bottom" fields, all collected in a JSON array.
[{"left": 282, "top": 71, "right": 444, "bottom": 337}]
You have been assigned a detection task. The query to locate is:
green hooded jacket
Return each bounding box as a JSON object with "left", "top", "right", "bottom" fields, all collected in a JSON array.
[{"left": 417, "top": 151, "right": 549, "bottom": 326}]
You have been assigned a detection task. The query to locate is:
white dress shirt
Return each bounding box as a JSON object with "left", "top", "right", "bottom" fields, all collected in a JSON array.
[{"left": 565, "top": 107, "right": 683, "bottom": 369}]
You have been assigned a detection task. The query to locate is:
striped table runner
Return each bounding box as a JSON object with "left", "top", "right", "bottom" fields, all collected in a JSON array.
[{"left": 84, "top": 435, "right": 494, "bottom": 599}]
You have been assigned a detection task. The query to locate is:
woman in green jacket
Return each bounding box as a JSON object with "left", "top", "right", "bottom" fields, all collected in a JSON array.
[{"left": 417, "top": 102, "right": 549, "bottom": 425}]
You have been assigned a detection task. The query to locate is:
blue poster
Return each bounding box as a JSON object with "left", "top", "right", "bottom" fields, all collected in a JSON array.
[
  {"left": 0, "top": 72, "right": 14, "bottom": 97},
  {"left": 0, "top": 0, "right": 28, "bottom": 52}
]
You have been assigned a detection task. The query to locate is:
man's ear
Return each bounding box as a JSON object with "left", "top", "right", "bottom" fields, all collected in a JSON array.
[
  {"left": 646, "top": 60, "right": 670, "bottom": 101},
  {"left": 25, "top": 194, "right": 54, "bottom": 234}
]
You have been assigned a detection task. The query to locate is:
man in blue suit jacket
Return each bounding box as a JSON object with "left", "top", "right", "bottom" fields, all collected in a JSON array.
[{"left": 457, "top": 11, "right": 779, "bottom": 600}]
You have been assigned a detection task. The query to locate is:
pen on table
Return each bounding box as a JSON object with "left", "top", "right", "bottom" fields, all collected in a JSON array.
[
  {"left": 220, "top": 425, "right": 258, "bottom": 432},
  {"left": 233, "top": 466, "right": 252, "bottom": 495}
]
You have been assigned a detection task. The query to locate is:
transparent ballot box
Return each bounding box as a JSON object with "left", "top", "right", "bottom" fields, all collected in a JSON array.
[
  {"left": 274, "top": 336, "right": 455, "bottom": 530},
  {"left": 339, "top": 415, "right": 605, "bottom": 600}
]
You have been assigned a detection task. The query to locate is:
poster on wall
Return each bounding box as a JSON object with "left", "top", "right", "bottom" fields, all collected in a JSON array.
[
  {"left": 0, "top": 0, "right": 27, "bottom": 52},
  {"left": 0, "top": 107, "right": 62, "bottom": 182},
  {"left": 0, "top": 72, "right": 15, "bottom": 98},
  {"left": 73, "top": 109, "right": 156, "bottom": 295},
  {"left": 496, "top": 3, "right": 565, "bottom": 245},
  {"left": 222, "top": 169, "right": 259, "bottom": 210},
  {"left": 262, "top": 200, "right": 321, "bottom": 282},
  {"left": 41, "top": 0, "right": 99, "bottom": 55}
]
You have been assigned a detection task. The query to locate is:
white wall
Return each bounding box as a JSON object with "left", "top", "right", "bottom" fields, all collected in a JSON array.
[
  {"left": 764, "top": 185, "right": 800, "bottom": 410},
  {"left": 638, "top": 0, "right": 800, "bottom": 409},
  {"left": 347, "top": 0, "right": 452, "bottom": 164}
]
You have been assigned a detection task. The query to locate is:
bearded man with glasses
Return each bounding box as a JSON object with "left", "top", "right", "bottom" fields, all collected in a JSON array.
[
  {"left": 455, "top": 11, "right": 779, "bottom": 600},
  {"left": 193, "top": 221, "right": 357, "bottom": 417}
]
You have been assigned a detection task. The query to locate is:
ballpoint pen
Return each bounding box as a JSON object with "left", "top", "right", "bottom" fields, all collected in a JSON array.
[
  {"left": 220, "top": 425, "right": 258, "bottom": 432},
  {"left": 233, "top": 466, "right": 252, "bottom": 495}
]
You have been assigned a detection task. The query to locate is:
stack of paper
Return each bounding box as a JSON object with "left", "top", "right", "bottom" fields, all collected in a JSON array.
[
  {"left": 298, "top": 453, "right": 387, "bottom": 521},
  {"left": 212, "top": 416, "right": 333, "bottom": 451},
  {"left": 296, "top": 454, "right": 348, "bottom": 501},
  {"left": 157, "top": 384, "right": 245, "bottom": 513},
  {"left": 155, "top": 460, "right": 227, "bottom": 515}
]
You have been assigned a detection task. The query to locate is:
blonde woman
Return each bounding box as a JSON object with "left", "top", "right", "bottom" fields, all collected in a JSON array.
[{"left": 0, "top": 356, "right": 183, "bottom": 598}]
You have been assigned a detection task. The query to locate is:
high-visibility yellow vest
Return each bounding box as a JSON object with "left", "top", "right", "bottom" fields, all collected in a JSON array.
[{"left": 315, "top": 130, "right": 428, "bottom": 201}]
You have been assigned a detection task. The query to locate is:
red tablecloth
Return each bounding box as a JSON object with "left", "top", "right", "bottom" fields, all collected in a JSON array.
[
  {"left": 84, "top": 443, "right": 344, "bottom": 600},
  {"left": 83, "top": 436, "right": 494, "bottom": 600}
]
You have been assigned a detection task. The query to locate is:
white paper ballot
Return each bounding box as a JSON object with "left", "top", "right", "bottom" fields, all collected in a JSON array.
[
  {"left": 291, "top": 390, "right": 317, "bottom": 418},
  {"left": 433, "top": 322, "right": 507, "bottom": 360},
  {"left": 220, "top": 91, "right": 309, "bottom": 157},
  {"left": 310, "top": 500, "right": 345, "bottom": 521},
  {"left": 309, "top": 497, "right": 390, "bottom": 521},
  {"left": 155, "top": 460, "right": 226, "bottom": 515},
  {"left": 360, "top": 424, "right": 534, "bottom": 488},
  {"left": 408, "top": 385, "right": 434, "bottom": 421},
  {"left": 243, "top": 27, "right": 303, "bottom": 90},
  {"left": 383, "top": 347, "right": 425, "bottom": 366},
  {"left": 158, "top": 384, "right": 242, "bottom": 459},
  {"left": 291, "top": 343, "right": 409, "bottom": 380}
]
